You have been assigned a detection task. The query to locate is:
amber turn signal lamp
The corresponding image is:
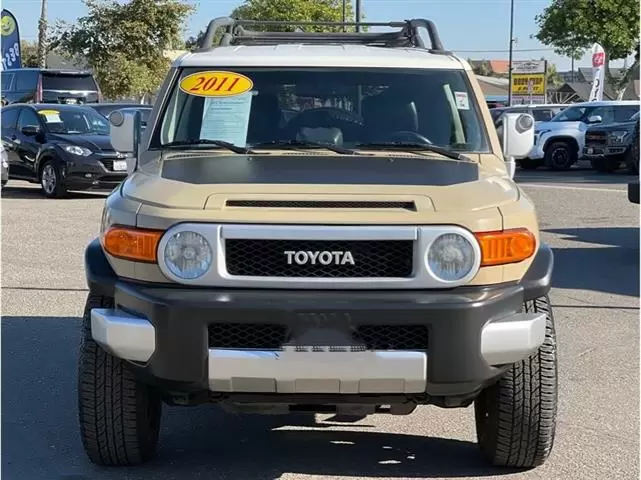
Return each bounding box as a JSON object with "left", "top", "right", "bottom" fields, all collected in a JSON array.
[
  {"left": 102, "top": 226, "right": 164, "bottom": 263},
  {"left": 475, "top": 228, "right": 536, "bottom": 267}
]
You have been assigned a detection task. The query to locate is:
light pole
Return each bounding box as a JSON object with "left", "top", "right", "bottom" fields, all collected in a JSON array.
[
  {"left": 37, "top": 0, "right": 48, "bottom": 68},
  {"left": 355, "top": 0, "right": 361, "bottom": 32},
  {"left": 342, "top": 0, "right": 346, "bottom": 31},
  {"left": 507, "top": 0, "right": 515, "bottom": 106}
]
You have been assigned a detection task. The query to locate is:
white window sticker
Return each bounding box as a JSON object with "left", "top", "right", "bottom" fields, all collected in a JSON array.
[
  {"left": 38, "top": 109, "right": 62, "bottom": 123},
  {"left": 454, "top": 92, "right": 470, "bottom": 110},
  {"left": 200, "top": 91, "right": 254, "bottom": 147}
]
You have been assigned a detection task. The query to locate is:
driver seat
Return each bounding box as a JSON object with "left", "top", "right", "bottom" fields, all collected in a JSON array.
[{"left": 361, "top": 92, "right": 419, "bottom": 142}]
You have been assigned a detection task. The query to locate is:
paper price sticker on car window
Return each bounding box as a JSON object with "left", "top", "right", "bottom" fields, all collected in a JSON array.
[
  {"left": 180, "top": 71, "right": 254, "bottom": 98},
  {"left": 454, "top": 92, "right": 470, "bottom": 110},
  {"left": 200, "top": 91, "right": 254, "bottom": 147},
  {"left": 38, "top": 109, "right": 62, "bottom": 122}
]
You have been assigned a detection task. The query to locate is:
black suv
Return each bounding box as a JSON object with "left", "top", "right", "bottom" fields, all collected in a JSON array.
[
  {"left": 1, "top": 104, "right": 129, "bottom": 197},
  {"left": 1, "top": 68, "right": 102, "bottom": 106},
  {"left": 584, "top": 110, "right": 640, "bottom": 173}
]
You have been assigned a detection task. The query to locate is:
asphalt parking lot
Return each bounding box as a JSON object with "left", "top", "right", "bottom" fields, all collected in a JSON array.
[{"left": 2, "top": 168, "right": 639, "bottom": 480}]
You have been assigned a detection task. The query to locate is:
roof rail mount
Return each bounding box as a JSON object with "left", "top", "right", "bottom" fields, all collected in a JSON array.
[{"left": 196, "top": 18, "right": 451, "bottom": 55}]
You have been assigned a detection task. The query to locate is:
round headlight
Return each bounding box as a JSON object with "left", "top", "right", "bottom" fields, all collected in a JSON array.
[
  {"left": 164, "top": 231, "right": 213, "bottom": 279},
  {"left": 426, "top": 233, "right": 476, "bottom": 282}
]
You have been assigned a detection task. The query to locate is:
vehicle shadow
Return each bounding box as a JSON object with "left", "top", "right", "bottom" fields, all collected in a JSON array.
[
  {"left": 1, "top": 316, "right": 520, "bottom": 480},
  {"left": 1, "top": 185, "right": 109, "bottom": 200},
  {"left": 515, "top": 167, "right": 637, "bottom": 186},
  {"left": 545, "top": 227, "right": 639, "bottom": 298}
]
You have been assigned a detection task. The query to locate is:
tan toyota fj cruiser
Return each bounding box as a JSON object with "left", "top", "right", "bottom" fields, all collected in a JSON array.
[{"left": 78, "top": 18, "right": 557, "bottom": 470}]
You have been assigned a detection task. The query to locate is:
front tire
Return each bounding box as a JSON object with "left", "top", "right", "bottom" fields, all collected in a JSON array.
[
  {"left": 40, "top": 159, "right": 67, "bottom": 198},
  {"left": 518, "top": 158, "right": 541, "bottom": 170},
  {"left": 544, "top": 141, "right": 576, "bottom": 170},
  {"left": 474, "top": 295, "right": 558, "bottom": 469},
  {"left": 78, "top": 294, "right": 162, "bottom": 466},
  {"left": 625, "top": 135, "right": 639, "bottom": 174}
]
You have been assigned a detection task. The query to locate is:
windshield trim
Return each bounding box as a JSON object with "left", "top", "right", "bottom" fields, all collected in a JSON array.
[{"left": 147, "top": 66, "right": 492, "bottom": 155}]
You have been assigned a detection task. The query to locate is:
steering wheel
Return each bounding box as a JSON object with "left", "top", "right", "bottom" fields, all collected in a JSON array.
[
  {"left": 382, "top": 131, "right": 433, "bottom": 145},
  {"left": 284, "top": 107, "right": 364, "bottom": 133}
]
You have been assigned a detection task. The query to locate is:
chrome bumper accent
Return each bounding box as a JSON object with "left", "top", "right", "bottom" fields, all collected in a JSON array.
[
  {"left": 208, "top": 348, "right": 428, "bottom": 394},
  {"left": 481, "top": 312, "right": 547, "bottom": 365},
  {"left": 89, "top": 308, "right": 547, "bottom": 391},
  {"left": 90, "top": 308, "right": 155, "bottom": 362}
]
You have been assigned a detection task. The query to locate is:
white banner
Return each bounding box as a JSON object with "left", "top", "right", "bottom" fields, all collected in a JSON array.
[{"left": 589, "top": 43, "right": 605, "bottom": 101}]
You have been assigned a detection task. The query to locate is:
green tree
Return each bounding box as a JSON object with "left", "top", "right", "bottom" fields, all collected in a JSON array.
[
  {"left": 53, "top": 0, "right": 194, "bottom": 100},
  {"left": 543, "top": 59, "right": 562, "bottom": 87},
  {"left": 232, "top": 0, "right": 355, "bottom": 32},
  {"left": 186, "top": 0, "right": 358, "bottom": 49},
  {"left": 534, "top": 0, "right": 640, "bottom": 93},
  {"left": 469, "top": 59, "right": 492, "bottom": 77},
  {"left": 20, "top": 40, "right": 39, "bottom": 67}
]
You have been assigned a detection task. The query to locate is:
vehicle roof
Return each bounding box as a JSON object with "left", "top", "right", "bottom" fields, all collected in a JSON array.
[
  {"left": 90, "top": 103, "right": 152, "bottom": 108},
  {"left": 565, "top": 100, "right": 640, "bottom": 107},
  {"left": 491, "top": 104, "right": 567, "bottom": 110},
  {"left": 4, "top": 103, "right": 101, "bottom": 113},
  {"left": 176, "top": 44, "right": 468, "bottom": 70},
  {"left": 1, "top": 68, "right": 93, "bottom": 75}
]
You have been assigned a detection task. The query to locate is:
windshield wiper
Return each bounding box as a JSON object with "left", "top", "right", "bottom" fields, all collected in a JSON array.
[
  {"left": 162, "top": 139, "right": 254, "bottom": 154},
  {"left": 355, "top": 142, "right": 472, "bottom": 161},
  {"left": 251, "top": 140, "right": 359, "bottom": 155}
]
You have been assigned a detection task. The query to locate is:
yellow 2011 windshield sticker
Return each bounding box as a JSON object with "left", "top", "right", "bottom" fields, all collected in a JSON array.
[
  {"left": 38, "top": 109, "right": 60, "bottom": 116},
  {"left": 179, "top": 71, "right": 253, "bottom": 97}
]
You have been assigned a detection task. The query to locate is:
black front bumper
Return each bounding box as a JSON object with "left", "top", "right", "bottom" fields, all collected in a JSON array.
[
  {"left": 85, "top": 240, "right": 554, "bottom": 399},
  {"left": 583, "top": 145, "right": 629, "bottom": 158},
  {"left": 62, "top": 160, "right": 127, "bottom": 190}
]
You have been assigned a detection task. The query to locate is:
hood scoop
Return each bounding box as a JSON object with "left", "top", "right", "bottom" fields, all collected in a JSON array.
[{"left": 225, "top": 199, "right": 417, "bottom": 211}]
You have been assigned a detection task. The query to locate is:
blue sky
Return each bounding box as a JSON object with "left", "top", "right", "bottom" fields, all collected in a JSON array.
[{"left": 3, "top": 0, "right": 629, "bottom": 71}]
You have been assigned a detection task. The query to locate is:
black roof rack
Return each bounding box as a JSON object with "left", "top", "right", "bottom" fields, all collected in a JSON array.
[{"left": 197, "top": 18, "right": 450, "bottom": 55}]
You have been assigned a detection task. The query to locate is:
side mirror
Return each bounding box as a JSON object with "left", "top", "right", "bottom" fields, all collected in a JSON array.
[
  {"left": 21, "top": 125, "right": 40, "bottom": 136},
  {"left": 587, "top": 115, "right": 602, "bottom": 124},
  {"left": 501, "top": 113, "right": 535, "bottom": 178},
  {"left": 109, "top": 110, "right": 142, "bottom": 174}
]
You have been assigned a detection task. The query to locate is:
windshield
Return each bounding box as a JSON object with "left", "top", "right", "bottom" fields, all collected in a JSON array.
[
  {"left": 549, "top": 105, "right": 593, "bottom": 122},
  {"left": 153, "top": 67, "right": 489, "bottom": 152},
  {"left": 38, "top": 108, "right": 110, "bottom": 135},
  {"left": 42, "top": 74, "right": 98, "bottom": 91}
]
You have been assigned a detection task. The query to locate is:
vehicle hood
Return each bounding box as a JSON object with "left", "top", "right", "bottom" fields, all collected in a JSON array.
[
  {"left": 535, "top": 120, "right": 583, "bottom": 133},
  {"left": 48, "top": 133, "right": 114, "bottom": 152},
  {"left": 586, "top": 121, "right": 637, "bottom": 133},
  {"left": 123, "top": 153, "right": 519, "bottom": 227}
]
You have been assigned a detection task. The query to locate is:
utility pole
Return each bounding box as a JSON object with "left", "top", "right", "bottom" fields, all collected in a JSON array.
[
  {"left": 507, "top": 0, "right": 515, "bottom": 106},
  {"left": 342, "top": 0, "right": 346, "bottom": 31},
  {"left": 37, "top": 0, "right": 47, "bottom": 68},
  {"left": 355, "top": 0, "right": 361, "bottom": 32}
]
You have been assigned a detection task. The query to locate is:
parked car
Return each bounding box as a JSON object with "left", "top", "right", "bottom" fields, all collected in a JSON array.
[
  {"left": 583, "top": 110, "right": 640, "bottom": 173},
  {"left": 88, "top": 103, "right": 153, "bottom": 134},
  {"left": 519, "top": 100, "right": 640, "bottom": 170},
  {"left": 1, "top": 68, "right": 102, "bottom": 106},
  {"left": 1, "top": 144, "right": 8, "bottom": 187},
  {"left": 88, "top": 103, "right": 152, "bottom": 120},
  {"left": 490, "top": 104, "right": 567, "bottom": 127},
  {"left": 0, "top": 103, "right": 129, "bottom": 198}
]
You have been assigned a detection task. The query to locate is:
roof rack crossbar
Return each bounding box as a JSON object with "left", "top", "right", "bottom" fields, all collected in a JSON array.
[{"left": 198, "top": 17, "right": 448, "bottom": 53}]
